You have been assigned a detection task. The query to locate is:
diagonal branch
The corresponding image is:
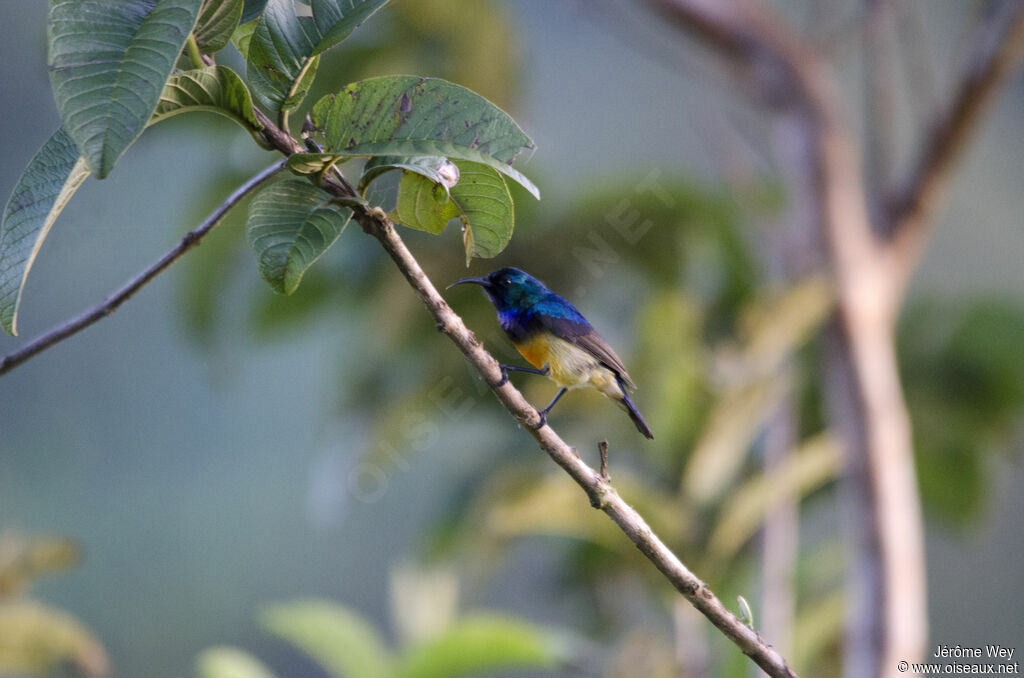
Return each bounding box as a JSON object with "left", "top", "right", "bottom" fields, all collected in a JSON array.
[
  {"left": 0, "top": 160, "right": 286, "bottom": 377},
  {"left": 362, "top": 210, "right": 800, "bottom": 678},
  {"left": 247, "top": 108, "right": 801, "bottom": 678},
  {"left": 0, "top": 88, "right": 801, "bottom": 676},
  {"left": 885, "top": 0, "right": 1024, "bottom": 293}
]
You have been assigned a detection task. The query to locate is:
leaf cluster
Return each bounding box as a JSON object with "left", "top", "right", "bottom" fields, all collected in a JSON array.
[
  {"left": 197, "top": 566, "right": 570, "bottom": 678},
  {"left": 1, "top": 0, "right": 539, "bottom": 336}
]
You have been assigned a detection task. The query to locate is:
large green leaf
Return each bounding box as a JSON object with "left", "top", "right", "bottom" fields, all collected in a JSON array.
[
  {"left": 310, "top": 76, "right": 539, "bottom": 198},
  {"left": 389, "top": 160, "right": 514, "bottom": 264},
  {"left": 391, "top": 172, "right": 459, "bottom": 235},
  {"left": 390, "top": 615, "right": 563, "bottom": 678},
  {"left": 0, "top": 128, "right": 90, "bottom": 336},
  {"left": 261, "top": 600, "right": 392, "bottom": 678},
  {"left": 47, "top": 0, "right": 203, "bottom": 178},
  {"left": 246, "top": 0, "right": 390, "bottom": 115},
  {"left": 309, "top": 0, "right": 391, "bottom": 55},
  {"left": 240, "top": 0, "right": 269, "bottom": 23},
  {"left": 231, "top": 18, "right": 258, "bottom": 58},
  {"left": 152, "top": 66, "right": 264, "bottom": 140},
  {"left": 194, "top": 0, "right": 244, "bottom": 52},
  {"left": 246, "top": 178, "right": 351, "bottom": 294},
  {"left": 449, "top": 160, "right": 514, "bottom": 263},
  {"left": 197, "top": 647, "right": 278, "bottom": 678}
]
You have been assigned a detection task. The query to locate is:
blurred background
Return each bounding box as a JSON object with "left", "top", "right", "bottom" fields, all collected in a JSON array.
[{"left": 1, "top": 1, "right": 1022, "bottom": 676}]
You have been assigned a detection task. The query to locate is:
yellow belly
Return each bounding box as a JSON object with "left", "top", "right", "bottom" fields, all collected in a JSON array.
[
  {"left": 513, "top": 334, "right": 623, "bottom": 399},
  {"left": 513, "top": 333, "right": 551, "bottom": 371}
]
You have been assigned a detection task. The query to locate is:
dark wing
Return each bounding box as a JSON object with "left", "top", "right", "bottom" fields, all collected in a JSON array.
[{"left": 536, "top": 297, "right": 636, "bottom": 390}]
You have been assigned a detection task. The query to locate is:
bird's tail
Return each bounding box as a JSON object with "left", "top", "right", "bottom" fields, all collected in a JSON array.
[{"left": 616, "top": 376, "right": 653, "bottom": 439}]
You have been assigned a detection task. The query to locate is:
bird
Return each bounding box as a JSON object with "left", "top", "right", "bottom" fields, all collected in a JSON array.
[{"left": 449, "top": 267, "right": 653, "bottom": 439}]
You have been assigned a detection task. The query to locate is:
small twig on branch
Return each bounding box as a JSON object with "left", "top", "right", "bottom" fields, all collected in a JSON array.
[
  {"left": 0, "top": 160, "right": 286, "bottom": 377},
  {"left": 598, "top": 440, "right": 611, "bottom": 481}
]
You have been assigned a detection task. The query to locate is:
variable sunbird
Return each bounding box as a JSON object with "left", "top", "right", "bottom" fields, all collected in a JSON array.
[{"left": 449, "top": 267, "right": 653, "bottom": 439}]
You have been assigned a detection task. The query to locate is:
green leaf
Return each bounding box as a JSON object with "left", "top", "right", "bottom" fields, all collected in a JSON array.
[
  {"left": 197, "top": 647, "right": 278, "bottom": 678},
  {"left": 194, "top": 0, "right": 244, "bottom": 52},
  {"left": 152, "top": 66, "right": 264, "bottom": 141},
  {"left": 387, "top": 160, "right": 514, "bottom": 264},
  {"left": 261, "top": 600, "right": 392, "bottom": 678},
  {"left": 246, "top": 2, "right": 317, "bottom": 113},
  {"left": 310, "top": 76, "right": 539, "bottom": 198},
  {"left": 0, "top": 128, "right": 90, "bottom": 336},
  {"left": 246, "top": 0, "right": 389, "bottom": 115},
  {"left": 246, "top": 178, "right": 351, "bottom": 294},
  {"left": 391, "top": 172, "right": 459, "bottom": 235},
  {"left": 47, "top": 0, "right": 204, "bottom": 178},
  {"left": 391, "top": 615, "right": 563, "bottom": 678},
  {"left": 231, "top": 18, "right": 258, "bottom": 57},
  {"left": 449, "top": 160, "right": 513, "bottom": 263},
  {"left": 309, "top": 0, "right": 391, "bottom": 55},
  {"left": 285, "top": 152, "right": 343, "bottom": 176},
  {"left": 359, "top": 155, "right": 458, "bottom": 194},
  {"left": 240, "top": 0, "right": 269, "bottom": 23}
]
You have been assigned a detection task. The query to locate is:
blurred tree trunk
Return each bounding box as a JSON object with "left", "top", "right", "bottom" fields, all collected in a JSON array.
[{"left": 641, "top": 0, "right": 1024, "bottom": 675}]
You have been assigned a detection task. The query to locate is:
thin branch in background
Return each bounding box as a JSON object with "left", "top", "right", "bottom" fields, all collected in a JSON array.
[
  {"left": 863, "top": 0, "right": 896, "bottom": 213},
  {"left": 895, "top": 0, "right": 940, "bottom": 134},
  {"left": 886, "top": 0, "right": 1024, "bottom": 291},
  {"left": 0, "top": 160, "right": 287, "bottom": 377},
  {"left": 639, "top": 1, "right": 927, "bottom": 675},
  {"left": 760, "top": 372, "right": 799, "bottom": 662}
]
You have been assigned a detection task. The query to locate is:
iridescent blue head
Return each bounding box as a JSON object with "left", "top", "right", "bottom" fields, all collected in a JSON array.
[{"left": 449, "top": 267, "right": 550, "bottom": 313}]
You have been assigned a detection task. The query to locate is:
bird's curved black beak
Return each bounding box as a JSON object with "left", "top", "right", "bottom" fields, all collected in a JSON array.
[{"left": 446, "top": 276, "right": 490, "bottom": 290}]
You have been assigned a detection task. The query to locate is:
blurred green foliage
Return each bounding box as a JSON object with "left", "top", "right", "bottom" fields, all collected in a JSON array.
[
  {"left": 0, "top": 531, "right": 109, "bottom": 677},
  {"left": 900, "top": 298, "right": 1024, "bottom": 525},
  {"left": 197, "top": 565, "right": 570, "bottom": 678}
]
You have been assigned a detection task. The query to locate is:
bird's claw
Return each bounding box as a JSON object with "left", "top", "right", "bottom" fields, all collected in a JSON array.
[{"left": 531, "top": 409, "right": 548, "bottom": 430}]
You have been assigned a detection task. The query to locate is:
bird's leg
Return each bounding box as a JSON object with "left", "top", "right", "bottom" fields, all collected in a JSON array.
[
  {"left": 498, "top": 363, "right": 549, "bottom": 386},
  {"left": 533, "top": 387, "right": 567, "bottom": 429}
]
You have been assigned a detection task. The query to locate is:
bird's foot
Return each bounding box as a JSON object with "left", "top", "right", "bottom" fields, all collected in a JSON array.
[{"left": 531, "top": 408, "right": 549, "bottom": 430}]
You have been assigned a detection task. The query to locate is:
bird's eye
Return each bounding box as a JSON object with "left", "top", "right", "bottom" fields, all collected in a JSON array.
[{"left": 500, "top": 277, "right": 510, "bottom": 286}]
